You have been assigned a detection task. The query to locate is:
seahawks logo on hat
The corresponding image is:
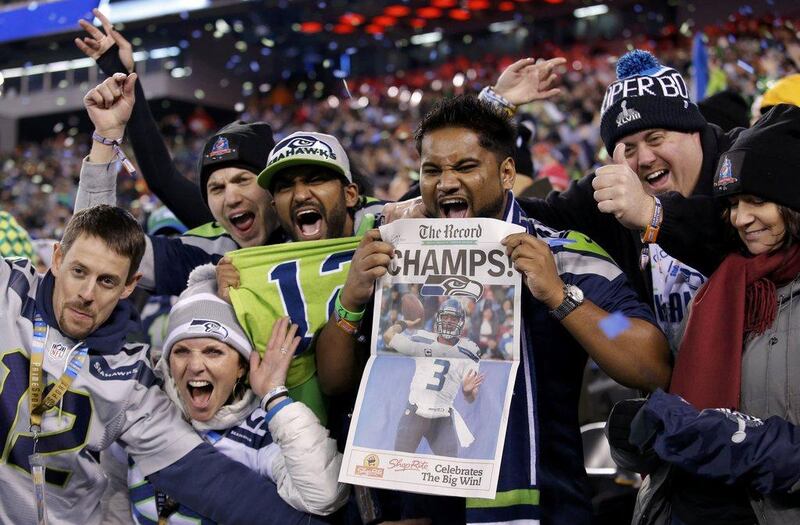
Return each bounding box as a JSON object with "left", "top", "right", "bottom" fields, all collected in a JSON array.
[
  {"left": 420, "top": 275, "right": 483, "bottom": 301},
  {"left": 188, "top": 319, "right": 229, "bottom": 339},
  {"left": 269, "top": 135, "right": 337, "bottom": 165},
  {"left": 208, "top": 136, "right": 233, "bottom": 158},
  {"left": 616, "top": 101, "right": 642, "bottom": 127},
  {"left": 714, "top": 155, "right": 739, "bottom": 191}
]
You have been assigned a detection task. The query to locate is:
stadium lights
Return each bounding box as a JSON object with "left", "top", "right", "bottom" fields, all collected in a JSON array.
[
  {"left": 488, "top": 20, "right": 517, "bottom": 33},
  {"left": 410, "top": 31, "right": 442, "bottom": 45},
  {"left": 0, "top": 47, "right": 181, "bottom": 79},
  {"left": 574, "top": 4, "right": 609, "bottom": 18},
  {"left": 96, "top": 0, "right": 210, "bottom": 24}
]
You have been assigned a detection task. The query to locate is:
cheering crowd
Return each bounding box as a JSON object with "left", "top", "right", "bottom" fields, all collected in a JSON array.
[{"left": 1, "top": 6, "right": 800, "bottom": 525}]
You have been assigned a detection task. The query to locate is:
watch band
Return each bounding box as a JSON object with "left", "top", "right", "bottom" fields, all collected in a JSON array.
[
  {"left": 260, "top": 385, "right": 289, "bottom": 411},
  {"left": 549, "top": 285, "right": 584, "bottom": 321}
]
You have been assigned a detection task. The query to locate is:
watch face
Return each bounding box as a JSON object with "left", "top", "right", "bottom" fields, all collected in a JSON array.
[{"left": 566, "top": 285, "right": 584, "bottom": 303}]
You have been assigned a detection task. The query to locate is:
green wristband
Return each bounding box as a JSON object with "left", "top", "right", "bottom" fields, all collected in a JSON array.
[{"left": 335, "top": 293, "right": 365, "bottom": 322}]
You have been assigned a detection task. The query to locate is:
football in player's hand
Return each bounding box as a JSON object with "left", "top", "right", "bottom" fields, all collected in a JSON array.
[{"left": 401, "top": 293, "right": 425, "bottom": 322}]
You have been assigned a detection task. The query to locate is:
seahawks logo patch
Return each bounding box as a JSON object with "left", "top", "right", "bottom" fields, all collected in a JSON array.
[
  {"left": 420, "top": 275, "right": 483, "bottom": 301},
  {"left": 188, "top": 319, "right": 229, "bottom": 339}
]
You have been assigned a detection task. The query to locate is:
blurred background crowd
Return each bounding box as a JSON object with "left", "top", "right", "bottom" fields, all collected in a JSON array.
[{"left": 1, "top": 0, "right": 798, "bottom": 243}]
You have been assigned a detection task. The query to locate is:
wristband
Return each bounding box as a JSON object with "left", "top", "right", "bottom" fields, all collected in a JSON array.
[
  {"left": 396, "top": 320, "right": 408, "bottom": 332},
  {"left": 92, "top": 131, "right": 137, "bottom": 176},
  {"left": 478, "top": 86, "right": 516, "bottom": 116},
  {"left": 260, "top": 385, "right": 289, "bottom": 412},
  {"left": 264, "top": 397, "right": 293, "bottom": 425},
  {"left": 640, "top": 196, "right": 663, "bottom": 244},
  {"left": 335, "top": 293, "right": 365, "bottom": 322},
  {"left": 333, "top": 307, "right": 360, "bottom": 336}
]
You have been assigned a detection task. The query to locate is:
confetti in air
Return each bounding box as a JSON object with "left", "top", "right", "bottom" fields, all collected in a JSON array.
[
  {"left": 599, "top": 312, "right": 631, "bottom": 340},
  {"left": 342, "top": 78, "right": 353, "bottom": 99}
]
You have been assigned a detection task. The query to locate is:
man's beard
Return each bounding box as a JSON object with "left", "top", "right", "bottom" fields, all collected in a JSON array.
[
  {"left": 281, "top": 191, "right": 350, "bottom": 241},
  {"left": 58, "top": 303, "right": 94, "bottom": 340}
]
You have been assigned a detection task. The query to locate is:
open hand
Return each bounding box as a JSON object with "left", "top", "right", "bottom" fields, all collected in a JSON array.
[
  {"left": 462, "top": 369, "right": 486, "bottom": 400},
  {"left": 249, "top": 317, "right": 301, "bottom": 398},
  {"left": 493, "top": 57, "right": 566, "bottom": 105},
  {"left": 75, "top": 8, "right": 135, "bottom": 73}
]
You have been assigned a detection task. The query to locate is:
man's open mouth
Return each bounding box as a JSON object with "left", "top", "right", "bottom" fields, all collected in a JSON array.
[
  {"left": 294, "top": 208, "right": 323, "bottom": 238},
  {"left": 644, "top": 169, "right": 670, "bottom": 189},
  {"left": 229, "top": 211, "right": 255, "bottom": 233},
  {"left": 439, "top": 198, "right": 469, "bottom": 219},
  {"left": 186, "top": 380, "right": 213, "bottom": 409}
]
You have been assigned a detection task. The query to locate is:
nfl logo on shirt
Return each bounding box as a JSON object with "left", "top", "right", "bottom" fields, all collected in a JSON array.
[{"left": 48, "top": 342, "right": 69, "bottom": 361}]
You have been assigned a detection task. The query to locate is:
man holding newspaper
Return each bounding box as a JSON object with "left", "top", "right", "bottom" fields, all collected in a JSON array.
[{"left": 321, "top": 95, "right": 670, "bottom": 524}]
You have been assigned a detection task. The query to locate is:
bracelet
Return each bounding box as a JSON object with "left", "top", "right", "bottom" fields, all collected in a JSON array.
[
  {"left": 92, "top": 131, "right": 137, "bottom": 176},
  {"left": 260, "top": 385, "right": 289, "bottom": 412},
  {"left": 640, "top": 196, "right": 663, "bottom": 244},
  {"left": 333, "top": 307, "right": 360, "bottom": 336},
  {"left": 478, "top": 86, "right": 516, "bottom": 116},
  {"left": 264, "top": 397, "right": 293, "bottom": 425},
  {"left": 335, "top": 293, "right": 365, "bottom": 322}
]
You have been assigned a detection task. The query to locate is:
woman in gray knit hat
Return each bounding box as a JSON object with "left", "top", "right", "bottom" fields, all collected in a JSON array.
[{"left": 127, "top": 263, "right": 348, "bottom": 524}]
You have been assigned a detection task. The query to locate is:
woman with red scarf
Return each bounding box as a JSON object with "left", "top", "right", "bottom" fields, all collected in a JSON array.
[{"left": 612, "top": 104, "right": 800, "bottom": 525}]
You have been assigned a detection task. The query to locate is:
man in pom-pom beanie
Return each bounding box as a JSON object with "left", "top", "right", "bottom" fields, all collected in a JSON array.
[
  {"left": 486, "top": 49, "right": 747, "bottom": 343},
  {"left": 479, "top": 50, "right": 767, "bottom": 523},
  {"left": 599, "top": 49, "right": 707, "bottom": 160}
]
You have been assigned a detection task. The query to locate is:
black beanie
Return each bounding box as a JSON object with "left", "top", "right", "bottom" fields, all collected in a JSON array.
[
  {"left": 198, "top": 121, "right": 275, "bottom": 203},
  {"left": 600, "top": 50, "right": 706, "bottom": 154},
  {"left": 713, "top": 104, "right": 800, "bottom": 212},
  {"left": 698, "top": 90, "right": 750, "bottom": 132},
  {"left": 513, "top": 116, "right": 536, "bottom": 178}
]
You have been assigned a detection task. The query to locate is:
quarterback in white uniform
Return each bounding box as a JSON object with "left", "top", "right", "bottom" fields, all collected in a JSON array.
[{"left": 383, "top": 299, "right": 485, "bottom": 457}]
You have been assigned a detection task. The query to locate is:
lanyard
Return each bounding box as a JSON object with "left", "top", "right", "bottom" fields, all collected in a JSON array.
[
  {"left": 28, "top": 313, "right": 87, "bottom": 525},
  {"left": 29, "top": 314, "right": 88, "bottom": 436}
]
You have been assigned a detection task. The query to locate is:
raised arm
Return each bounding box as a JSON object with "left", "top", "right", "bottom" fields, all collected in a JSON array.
[
  {"left": 76, "top": 9, "right": 213, "bottom": 228},
  {"left": 317, "top": 229, "right": 394, "bottom": 395},
  {"left": 248, "top": 317, "right": 349, "bottom": 515}
]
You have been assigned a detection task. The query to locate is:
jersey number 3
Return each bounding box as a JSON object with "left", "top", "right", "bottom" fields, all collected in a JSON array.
[
  {"left": 0, "top": 350, "right": 92, "bottom": 487},
  {"left": 426, "top": 359, "right": 450, "bottom": 392}
]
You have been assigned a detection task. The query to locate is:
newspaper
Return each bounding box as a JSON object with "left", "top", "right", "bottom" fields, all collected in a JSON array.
[{"left": 340, "top": 218, "right": 524, "bottom": 499}]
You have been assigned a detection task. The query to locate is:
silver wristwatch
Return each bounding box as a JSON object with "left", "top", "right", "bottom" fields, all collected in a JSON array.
[{"left": 549, "top": 284, "right": 584, "bottom": 321}]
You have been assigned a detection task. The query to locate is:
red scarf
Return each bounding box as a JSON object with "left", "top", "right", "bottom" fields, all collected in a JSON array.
[{"left": 669, "top": 244, "right": 800, "bottom": 409}]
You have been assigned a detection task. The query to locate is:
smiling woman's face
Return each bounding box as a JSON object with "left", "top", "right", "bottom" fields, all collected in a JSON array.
[
  {"left": 728, "top": 195, "right": 787, "bottom": 255},
  {"left": 169, "top": 337, "right": 245, "bottom": 422}
]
